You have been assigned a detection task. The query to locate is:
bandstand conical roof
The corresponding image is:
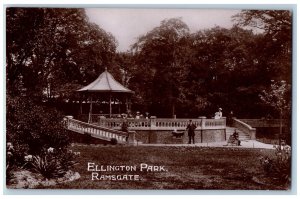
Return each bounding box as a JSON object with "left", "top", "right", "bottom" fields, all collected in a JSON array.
[{"left": 77, "top": 69, "right": 134, "bottom": 93}]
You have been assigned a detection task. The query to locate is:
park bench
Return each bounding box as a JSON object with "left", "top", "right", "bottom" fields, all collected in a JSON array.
[
  {"left": 226, "top": 135, "right": 240, "bottom": 146},
  {"left": 172, "top": 130, "right": 184, "bottom": 138}
]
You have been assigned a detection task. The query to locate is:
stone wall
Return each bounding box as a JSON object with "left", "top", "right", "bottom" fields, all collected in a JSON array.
[
  {"left": 67, "top": 130, "right": 112, "bottom": 145},
  {"left": 135, "top": 129, "right": 226, "bottom": 144},
  {"left": 202, "top": 129, "right": 226, "bottom": 143}
]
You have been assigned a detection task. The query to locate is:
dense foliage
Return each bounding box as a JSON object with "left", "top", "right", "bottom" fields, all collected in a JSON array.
[
  {"left": 129, "top": 11, "right": 292, "bottom": 118},
  {"left": 260, "top": 143, "right": 291, "bottom": 186},
  {"left": 6, "top": 8, "right": 116, "bottom": 179},
  {"left": 6, "top": 8, "right": 118, "bottom": 101},
  {"left": 6, "top": 8, "right": 292, "bottom": 119},
  {"left": 7, "top": 94, "right": 70, "bottom": 156}
]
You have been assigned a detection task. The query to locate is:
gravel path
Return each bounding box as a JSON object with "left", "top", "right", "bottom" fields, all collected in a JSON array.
[{"left": 139, "top": 140, "right": 275, "bottom": 149}]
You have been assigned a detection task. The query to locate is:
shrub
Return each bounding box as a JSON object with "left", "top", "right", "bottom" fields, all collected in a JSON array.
[
  {"left": 6, "top": 142, "right": 31, "bottom": 183},
  {"left": 26, "top": 147, "right": 78, "bottom": 179},
  {"left": 6, "top": 143, "right": 15, "bottom": 183},
  {"left": 6, "top": 165, "right": 14, "bottom": 184},
  {"left": 7, "top": 95, "right": 70, "bottom": 154},
  {"left": 30, "top": 155, "right": 64, "bottom": 179},
  {"left": 59, "top": 148, "right": 79, "bottom": 172},
  {"left": 259, "top": 142, "right": 291, "bottom": 185},
  {"left": 6, "top": 95, "right": 79, "bottom": 182}
]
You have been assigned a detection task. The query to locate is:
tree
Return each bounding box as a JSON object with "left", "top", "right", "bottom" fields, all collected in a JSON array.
[
  {"left": 127, "top": 12, "right": 292, "bottom": 118},
  {"left": 233, "top": 10, "right": 291, "bottom": 38},
  {"left": 130, "top": 18, "right": 190, "bottom": 117},
  {"left": 259, "top": 80, "right": 291, "bottom": 143},
  {"left": 6, "top": 8, "right": 118, "bottom": 161},
  {"left": 114, "top": 52, "right": 134, "bottom": 87},
  {"left": 129, "top": 19, "right": 275, "bottom": 118},
  {"left": 6, "top": 8, "right": 117, "bottom": 101},
  {"left": 187, "top": 26, "right": 262, "bottom": 117},
  {"left": 233, "top": 10, "right": 292, "bottom": 83},
  {"left": 231, "top": 10, "right": 292, "bottom": 119}
]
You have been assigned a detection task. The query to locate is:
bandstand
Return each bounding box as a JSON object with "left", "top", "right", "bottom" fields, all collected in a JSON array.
[{"left": 77, "top": 68, "right": 134, "bottom": 123}]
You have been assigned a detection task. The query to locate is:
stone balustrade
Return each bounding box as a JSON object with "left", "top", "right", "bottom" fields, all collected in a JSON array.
[
  {"left": 239, "top": 119, "right": 288, "bottom": 128},
  {"left": 96, "top": 117, "right": 226, "bottom": 131},
  {"left": 64, "top": 116, "right": 131, "bottom": 144},
  {"left": 65, "top": 116, "right": 227, "bottom": 144}
]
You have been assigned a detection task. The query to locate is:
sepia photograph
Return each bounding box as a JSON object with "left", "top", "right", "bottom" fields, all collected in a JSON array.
[{"left": 5, "top": 6, "right": 293, "bottom": 191}]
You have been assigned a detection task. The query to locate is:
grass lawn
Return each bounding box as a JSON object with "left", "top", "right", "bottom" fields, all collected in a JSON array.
[{"left": 49, "top": 144, "right": 289, "bottom": 190}]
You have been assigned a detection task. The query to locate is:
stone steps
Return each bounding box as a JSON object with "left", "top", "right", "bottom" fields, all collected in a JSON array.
[{"left": 226, "top": 127, "right": 251, "bottom": 141}]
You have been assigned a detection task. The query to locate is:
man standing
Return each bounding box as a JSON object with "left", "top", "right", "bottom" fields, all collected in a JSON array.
[
  {"left": 121, "top": 118, "right": 129, "bottom": 141},
  {"left": 186, "top": 120, "right": 196, "bottom": 144},
  {"left": 228, "top": 111, "right": 234, "bottom": 126}
]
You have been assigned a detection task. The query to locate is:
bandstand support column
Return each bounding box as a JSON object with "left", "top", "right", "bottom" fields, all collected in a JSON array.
[
  {"left": 88, "top": 96, "right": 93, "bottom": 123},
  {"left": 125, "top": 96, "right": 129, "bottom": 114},
  {"left": 118, "top": 98, "right": 121, "bottom": 114},
  {"left": 79, "top": 99, "right": 82, "bottom": 115},
  {"left": 109, "top": 94, "right": 112, "bottom": 118}
]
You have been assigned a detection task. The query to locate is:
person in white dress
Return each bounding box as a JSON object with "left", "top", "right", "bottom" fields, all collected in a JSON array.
[{"left": 214, "top": 108, "right": 222, "bottom": 119}]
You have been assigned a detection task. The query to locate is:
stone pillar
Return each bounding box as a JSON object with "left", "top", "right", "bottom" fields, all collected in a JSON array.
[
  {"left": 150, "top": 116, "right": 157, "bottom": 130},
  {"left": 198, "top": 116, "right": 206, "bottom": 129},
  {"left": 250, "top": 128, "right": 256, "bottom": 140},
  {"left": 232, "top": 117, "right": 237, "bottom": 127},
  {"left": 198, "top": 116, "right": 206, "bottom": 143},
  {"left": 64, "top": 116, "right": 73, "bottom": 128},
  {"left": 222, "top": 117, "right": 226, "bottom": 126},
  {"left": 221, "top": 117, "right": 227, "bottom": 140},
  {"left": 127, "top": 130, "right": 136, "bottom": 145}
]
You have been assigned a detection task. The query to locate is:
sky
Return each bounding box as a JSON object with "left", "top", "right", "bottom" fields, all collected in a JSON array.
[{"left": 85, "top": 8, "right": 240, "bottom": 52}]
